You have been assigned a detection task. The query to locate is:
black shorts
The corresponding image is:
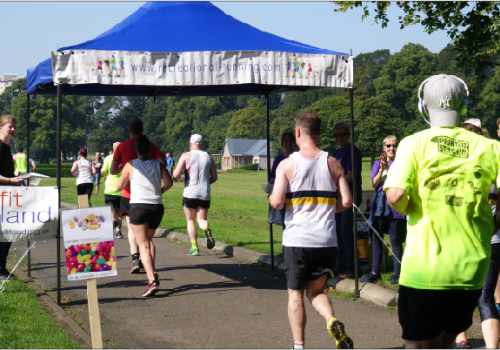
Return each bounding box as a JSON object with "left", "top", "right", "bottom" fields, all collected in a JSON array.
[
  {"left": 183, "top": 197, "right": 210, "bottom": 209},
  {"left": 283, "top": 246, "right": 336, "bottom": 290},
  {"left": 104, "top": 195, "right": 121, "bottom": 212},
  {"left": 120, "top": 196, "right": 130, "bottom": 216},
  {"left": 129, "top": 204, "right": 164, "bottom": 229},
  {"left": 398, "top": 285, "right": 481, "bottom": 341},
  {"left": 77, "top": 183, "right": 93, "bottom": 195}
]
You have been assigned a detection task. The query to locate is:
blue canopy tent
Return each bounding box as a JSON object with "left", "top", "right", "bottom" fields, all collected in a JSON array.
[{"left": 26, "top": 1, "right": 358, "bottom": 304}]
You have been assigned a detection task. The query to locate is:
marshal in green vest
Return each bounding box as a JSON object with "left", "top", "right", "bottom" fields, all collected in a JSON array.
[{"left": 14, "top": 152, "right": 27, "bottom": 174}]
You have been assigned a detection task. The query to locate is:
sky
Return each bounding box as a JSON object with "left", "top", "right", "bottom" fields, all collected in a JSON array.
[{"left": 0, "top": 1, "right": 450, "bottom": 76}]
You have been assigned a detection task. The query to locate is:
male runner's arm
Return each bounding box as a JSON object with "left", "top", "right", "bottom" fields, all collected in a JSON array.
[
  {"left": 386, "top": 188, "right": 409, "bottom": 213},
  {"left": 117, "top": 162, "right": 131, "bottom": 190},
  {"left": 328, "top": 156, "right": 352, "bottom": 212},
  {"left": 172, "top": 153, "right": 187, "bottom": 181},
  {"left": 269, "top": 159, "right": 290, "bottom": 209},
  {"left": 209, "top": 157, "right": 218, "bottom": 184}
]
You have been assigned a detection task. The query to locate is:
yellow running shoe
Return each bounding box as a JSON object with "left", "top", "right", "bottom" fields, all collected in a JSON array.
[{"left": 327, "top": 317, "right": 354, "bottom": 349}]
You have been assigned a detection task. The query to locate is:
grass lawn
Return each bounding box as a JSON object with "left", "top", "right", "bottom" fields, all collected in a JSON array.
[
  {"left": 0, "top": 279, "right": 80, "bottom": 348},
  {"left": 41, "top": 165, "right": 374, "bottom": 256}
]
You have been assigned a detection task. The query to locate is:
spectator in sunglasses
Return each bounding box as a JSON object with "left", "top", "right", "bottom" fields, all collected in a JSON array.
[{"left": 361, "top": 135, "right": 406, "bottom": 285}]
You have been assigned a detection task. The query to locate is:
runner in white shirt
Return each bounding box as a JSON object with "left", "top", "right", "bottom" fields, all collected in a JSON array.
[
  {"left": 270, "top": 112, "right": 353, "bottom": 349},
  {"left": 173, "top": 134, "right": 217, "bottom": 256},
  {"left": 71, "top": 147, "right": 96, "bottom": 204}
]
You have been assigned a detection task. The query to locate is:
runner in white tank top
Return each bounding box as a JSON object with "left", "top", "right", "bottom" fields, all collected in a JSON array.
[
  {"left": 71, "top": 147, "right": 95, "bottom": 204},
  {"left": 173, "top": 134, "right": 218, "bottom": 256},
  {"left": 283, "top": 150, "right": 338, "bottom": 248},
  {"left": 183, "top": 149, "right": 211, "bottom": 201},
  {"left": 118, "top": 136, "right": 173, "bottom": 297},
  {"left": 269, "top": 112, "right": 353, "bottom": 349}
]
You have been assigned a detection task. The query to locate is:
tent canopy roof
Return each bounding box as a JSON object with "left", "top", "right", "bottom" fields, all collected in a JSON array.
[
  {"left": 61, "top": 2, "right": 345, "bottom": 55},
  {"left": 26, "top": 1, "right": 349, "bottom": 95}
]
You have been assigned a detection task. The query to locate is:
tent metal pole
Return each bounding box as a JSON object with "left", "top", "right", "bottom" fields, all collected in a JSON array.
[
  {"left": 56, "top": 86, "right": 63, "bottom": 305},
  {"left": 265, "top": 93, "right": 274, "bottom": 271},
  {"left": 349, "top": 87, "right": 359, "bottom": 298},
  {"left": 26, "top": 94, "right": 32, "bottom": 278}
]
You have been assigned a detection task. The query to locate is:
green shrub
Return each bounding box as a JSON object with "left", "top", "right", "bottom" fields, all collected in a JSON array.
[
  {"left": 239, "top": 163, "right": 259, "bottom": 171},
  {"left": 36, "top": 163, "right": 73, "bottom": 177}
]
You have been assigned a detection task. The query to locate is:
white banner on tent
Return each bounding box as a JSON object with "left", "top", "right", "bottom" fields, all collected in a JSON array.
[
  {"left": 0, "top": 186, "right": 58, "bottom": 242},
  {"left": 52, "top": 50, "right": 353, "bottom": 88}
]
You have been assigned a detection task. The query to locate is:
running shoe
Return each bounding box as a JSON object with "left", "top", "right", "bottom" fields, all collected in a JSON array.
[
  {"left": 130, "top": 256, "right": 141, "bottom": 274},
  {"left": 360, "top": 272, "right": 379, "bottom": 283},
  {"left": 327, "top": 317, "right": 353, "bottom": 349},
  {"left": 390, "top": 274, "right": 399, "bottom": 285},
  {"left": 187, "top": 246, "right": 200, "bottom": 256},
  {"left": 454, "top": 340, "right": 472, "bottom": 349},
  {"left": 204, "top": 229, "right": 215, "bottom": 250},
  {"left": 0, "top": 269, "right": 13, "bottom": 280},
  {"left": 142, "top": 281, "right": 159, "bottom": 297}
]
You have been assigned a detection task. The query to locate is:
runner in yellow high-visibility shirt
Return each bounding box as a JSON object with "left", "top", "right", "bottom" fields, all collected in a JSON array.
[
  {"left": 384, "top": 74, "right": 500, "bottom": 348},
  {"left": 13, "top": 148, "right": 36, "bottom": 176}
]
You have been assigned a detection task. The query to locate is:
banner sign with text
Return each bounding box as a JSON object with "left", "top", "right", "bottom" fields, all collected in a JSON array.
[
  {"left": 62, "top": 207, "right": 117, "bottom": 281},
  {"left": 52, "top": 49, "right": 353, "bottom": 89},
  {"left": 0, "top": 186, "right": 58, "bottom": 242}
]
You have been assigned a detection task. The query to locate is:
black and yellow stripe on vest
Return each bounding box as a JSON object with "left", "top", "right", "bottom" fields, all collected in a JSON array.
[{"left": 285, "top": 190, "right": 337, "bottom": 207}]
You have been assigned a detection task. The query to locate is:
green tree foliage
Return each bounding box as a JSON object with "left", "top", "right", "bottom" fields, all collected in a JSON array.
[
  {"left": 226, "top": 98, "right": 266, "bottom": 139},
  {"left": 335, "top": 2, "right": 500, "bottom": 66},
  {"left": 476, "top": 67, "right": 500, "bottom": 134},
  {"left": 3, "top": 41, "right": 498, "bottom": 164}
]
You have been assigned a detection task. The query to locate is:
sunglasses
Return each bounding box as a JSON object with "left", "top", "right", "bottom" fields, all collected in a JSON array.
[
  {"left": 384, "top": 144, "right": 397, "bottom": 148},
  {"left": 334, "top": 133, "right": 348, "bottom": 138}
]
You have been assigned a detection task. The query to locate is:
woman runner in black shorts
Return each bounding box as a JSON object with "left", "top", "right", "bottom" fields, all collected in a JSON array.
[{"left": 118, "top": 136, "right": 172, "bottom": 297}]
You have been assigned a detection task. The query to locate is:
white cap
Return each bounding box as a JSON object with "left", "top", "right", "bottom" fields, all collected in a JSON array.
[
  {"left": 464, "top": 118, "right": 481, "bottom": 129},
  {"left": 420, "top": 74, "right": 469, "bottom": 127},
  {"left": 190, "top": 134, "right": 202, "bottom": 144}
]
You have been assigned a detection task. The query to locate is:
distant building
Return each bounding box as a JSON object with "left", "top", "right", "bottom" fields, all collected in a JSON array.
[
  {"left": 222, "top": 138, "right": 271, "bottom": 171},
  {"left": 0, "top": 74, "right": 21, "bottom": 95}
]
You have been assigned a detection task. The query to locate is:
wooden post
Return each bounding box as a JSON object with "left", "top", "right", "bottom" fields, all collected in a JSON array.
[
  {"left": 78, "top": 194, "right": 103, "bottom": 349},
  {"left": 87, "top": 279, "right": 103, "bottom": 349}
]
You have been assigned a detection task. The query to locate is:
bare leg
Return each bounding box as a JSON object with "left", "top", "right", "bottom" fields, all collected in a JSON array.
[
  {"left": 130, "top": 223, "right": 155, "bottom": 283},
  {"left": 306, "top": 275, "right": 334, "bottom": 322},
  {"left": 455, "top": 332, "right": 468, "bottom": 346},
  {"left": 183, "top": 207, "right": 197, "bottom": 246},
  {"left": 482, "top": 319, "right": 500, "bottom": 349},
  {"left": 288, "top": 289, "right": 306, "bottom": 347},
  {"left": 146, "top": 228, "right": 156, "bottom": 273},
  {"left": 196, "top": 208, "right": 209, "bottom": 231},
  {"left": 126, "top": 215, "right": 138, "bottom": 255}
]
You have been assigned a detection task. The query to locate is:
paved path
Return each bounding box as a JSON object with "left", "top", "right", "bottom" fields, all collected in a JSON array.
[{"left": 14, "top": 235, "right": 481, "bottom": 348}]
